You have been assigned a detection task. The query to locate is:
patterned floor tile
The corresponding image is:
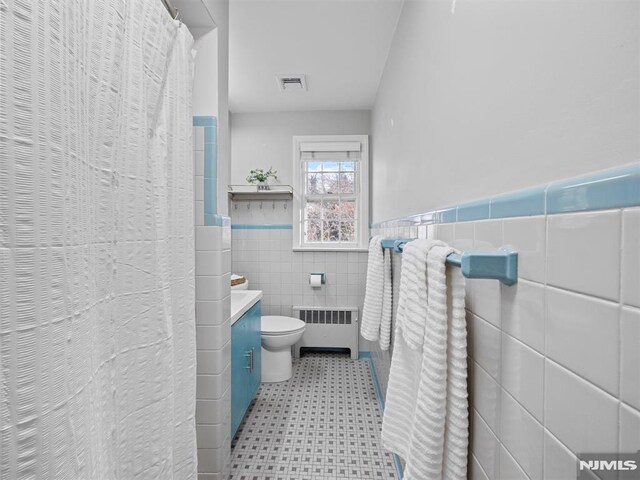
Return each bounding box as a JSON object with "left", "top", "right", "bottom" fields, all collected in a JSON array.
[{"left": 230, "top": 353, "right": 398, "bottom": 479}]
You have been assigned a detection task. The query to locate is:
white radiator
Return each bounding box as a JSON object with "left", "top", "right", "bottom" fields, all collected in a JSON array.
[{"left": 293, "top": 306, "right": 359, "bottom": 360}]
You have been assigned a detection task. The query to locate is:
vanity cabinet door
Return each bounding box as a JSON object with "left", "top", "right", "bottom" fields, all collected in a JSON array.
[
  {"left": 230, "top": 300, "right": 263, "bottom": 438},
  {"left": 231, "top": 318, "right": 248, "bottom": 437},
  {"left": 246, "top": 301, "right": 262, "bottom": 400}
]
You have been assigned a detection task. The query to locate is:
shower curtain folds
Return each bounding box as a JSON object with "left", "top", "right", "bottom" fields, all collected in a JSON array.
[{"left": 0, "top": 1, "right": 197, "bottom": 478}]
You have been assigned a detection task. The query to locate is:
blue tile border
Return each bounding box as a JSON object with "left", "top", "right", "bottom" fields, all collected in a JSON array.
[
  {"left": 490, "top": 186, "right": 546, "bottom": 219},
  {"left": 456, "top": 199, "right": 490, "bottom": 222},
  {"left": 546, "top": 163, "right": 640, "bottom": 214},
  {"left": 193, "top": 116, "right": 217, "bottom": 127},
  {"left": 231, "top": 224, "right": 293, "bottom": 230},
  {"left": 372, "top": 163, "right": 640, "bottom": 228},
  {"left": 195, "top": 116, "right": 218, "bottom": 219},
  {"left": 205, "top": 214, "right": 230, "bottom": 227},
  {"left": 360, "top": 352, "right": 404, "bottom": 479}
]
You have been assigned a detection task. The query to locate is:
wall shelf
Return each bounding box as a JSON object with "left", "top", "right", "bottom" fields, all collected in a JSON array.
[{"left": 228, "top": 185, "right": 293, "bottom": 200}]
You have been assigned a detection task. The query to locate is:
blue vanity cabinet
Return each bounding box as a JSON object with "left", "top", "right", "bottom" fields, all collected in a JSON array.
[{"left": 231, "top": 300, "right": 262, "bottom": 438}]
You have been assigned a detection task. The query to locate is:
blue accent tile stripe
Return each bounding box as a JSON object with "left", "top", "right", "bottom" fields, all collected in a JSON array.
[
  {"left": 196, "top": 116, "right": 218, "bottom": 219},
  {"left": 435, "top": 207, "right": 457, "bottom": 224},
  {"left": 206, "top": 214, "right": 230, "bottom": 227},
  {"left": 193, "top": 116, "right": 217, "bottom": 127},
  {"left": 360, "top": 352, "right": 404, "bottom": 479},
  {"left": 490, "top": 186, "right": 546, "bottom": 219},
  {"left": 456, "top": 199, "right": 491, "bottom": 222},
  {"left": 204, "top": 126, "right": 217, "bottom": 144},
  {"left": 546, "top": 163, "right": 640, "bottom": 214},
  {"left": 231, "top": 224, "right": 293, "bottom": 230},
  {"left": 372, "top": 163, "right": 640, "bottom": 229}
]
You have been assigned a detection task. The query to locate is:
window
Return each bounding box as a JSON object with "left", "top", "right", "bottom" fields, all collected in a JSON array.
[{"left": 292, "top": 135, "right": 369, "bottom": 251}]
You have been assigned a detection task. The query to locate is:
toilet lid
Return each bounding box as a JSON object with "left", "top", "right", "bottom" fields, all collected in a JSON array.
[{"left": 261, "top": 316, "right": 305, "bottom": 334}]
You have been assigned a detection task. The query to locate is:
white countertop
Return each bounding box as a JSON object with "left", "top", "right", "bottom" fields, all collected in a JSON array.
[{"left": 230, "top": 290, "right": 263, "bottom": 325}]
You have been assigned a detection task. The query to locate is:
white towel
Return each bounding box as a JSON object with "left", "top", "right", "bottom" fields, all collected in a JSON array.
[
  {"left": 361, "top": 236, "right": 393, "bottom": 350},
  {"left": 382, "top": 241, "right": 468, "bottom": 480}
]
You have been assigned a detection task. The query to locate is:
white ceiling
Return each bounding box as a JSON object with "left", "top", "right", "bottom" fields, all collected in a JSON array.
[
  {"left": 172, "top": 0, "right": 217, "bottom": 30},
  {"left": 229, "top": 0, "right": 404, "bottom": 113}
]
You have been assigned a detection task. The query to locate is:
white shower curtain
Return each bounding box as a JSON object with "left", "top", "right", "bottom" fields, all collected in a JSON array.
[{"left": 0, "top": 1, "right": 197, "bottom": 478}]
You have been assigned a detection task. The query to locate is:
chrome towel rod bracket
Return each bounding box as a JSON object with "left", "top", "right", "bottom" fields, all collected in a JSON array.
[{"left": 380, "top": 238, "right": 518, "bottom": 286}]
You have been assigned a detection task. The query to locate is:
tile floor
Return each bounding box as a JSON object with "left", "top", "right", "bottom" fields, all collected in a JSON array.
[{"left": 230, "top": 353, "right": 399, "bottom": 480}]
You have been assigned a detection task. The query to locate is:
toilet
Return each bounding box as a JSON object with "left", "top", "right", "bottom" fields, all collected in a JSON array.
[{"left": 261, "top": 316, "right": 306, "bottom": 383}]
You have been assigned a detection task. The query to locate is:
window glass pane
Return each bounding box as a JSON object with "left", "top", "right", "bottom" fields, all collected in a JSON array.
[
  {"left": 305, "top": 221, "right": 322, "bottom": 242},
  {"left": 323, "top": 200, "right": 340, "bottom": 219},
  {"left": 321, "top": 173, "right": 339, "bottom": 194},
  {"left": 306, "top": 200, "right": 322, "bottom": 220},
  {"left": 322, "top": 221, "right": 340, "bottom": 241},
  {"left": 337, "top": 173, "right": 355, "bottom": 194},
  {"left": 323, "top": 161, "right": 340, "bottom": 172},
  {"left": 341, "top": 161, "right": 355, "bottom": 172},
  {"left": 306, "top": 173, "right": 322, "bottom": 194},
  {"left": 307, "top": 161, "right": 322, "bottom": 172},
  {"left": 340, "top": 222, "right": 356, "bottom": 242},
  {"left": 340, "top": 200, "right": 356, "bottom": 220}
]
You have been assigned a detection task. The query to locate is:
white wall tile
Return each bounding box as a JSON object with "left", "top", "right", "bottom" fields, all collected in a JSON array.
[
  {"left": 543, "top": 430, "right": 598, "bottom": 480},
  {"left": 437, "top": 223, "right": 455, "bottom": 244},
  {"left": 196, "top": 322, "right": 230, "bottom": 353},
  {"left": 197, "top": 447, "right": 227, "bottom": 474},
  {"left": 196, "top": 389, "right": 230, "bottom": 424},
  {"left": 469, "top": 313, "right": 501, "bottom": 380},
  {"left": 196, "top": 251, "right": 224, "bottom": 276},
  {"left": 195, "top": 150, "right": 205, "bottom": 175},
  {"left": 620, "top": 403, "right": 640, "bottom": 452},
  {"left": 474, "top": 219, "right": 503, "bottom": 251},
  {"left": 195, "top": 201, "right": 204, "bottom": 226},
  {"left": 471, "top": 280, "right": 502, "bottom": 328},
  {"left": 500, "top": 390, "right": 543, "bottom": 480},
  {"left": 547, "top": 210, "right": 621, "bottom": 301},
  {"left": 499, "top": 446, "right": 528, "bottom": 480},
  {"left": 621, "top": 306, "right": 640, "bottom": 411},
  {"left": 471, "top": 409, "right": 500, "bottom": 480},
  {"left": 197, "top": 423, "right": 228, "bottom": 450},
  {"left": 469, "top": 454, "right": 490, "bottom": 480},
  {"left": 546, "top": 287, "right": 619, "bottom": 395},
  {"left": 501, "top": 333, "right": 544, "bottom": 422},
  {"left": 196, "top": 299, "right": 230, "bottom": 326},
  {"left": 196, "top": 365, "right": 231, "bottom": 400},
  {"left": 501, "top": 279, "right": 544, "bottom": 353},
  {"left": 470, "top": 360, "right": 502, "bottom": 435},
  {"left": 544, "top": 360, "right": 618, "bottom": 454},
  {"left": 503, "top": 216, "right": 546, "bottom": 283},
  {"left": 196, "top": 226, "right": 222, "bottom": 251},
  {"left": 622, "top": 208, "right": 640, "bottom": 307},
  {"left": 454, "top": 222, "right": 474, "bottom": 251}
]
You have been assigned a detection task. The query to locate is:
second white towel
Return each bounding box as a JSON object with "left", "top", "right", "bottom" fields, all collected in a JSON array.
[{"left": 361, "top": 236, "right": 393, "bottom": 350}]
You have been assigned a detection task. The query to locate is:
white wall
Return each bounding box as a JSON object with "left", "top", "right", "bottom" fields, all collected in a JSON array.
[
  {"left": 192, "top": 0, "right": 231, "bottom": 216},
  {"left": 371, "top": 0, "right": 639, "bottom": 223},
  {"left": 230, "top": 110, "right": 371, "bottom": 186},
  {"left": 193, "top": 30, "right": 219, "bottom": 116}
]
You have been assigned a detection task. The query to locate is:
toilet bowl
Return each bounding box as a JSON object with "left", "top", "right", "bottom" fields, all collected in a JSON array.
[{"left": 261, "top": 316, "right": 306, "bottom": 383}]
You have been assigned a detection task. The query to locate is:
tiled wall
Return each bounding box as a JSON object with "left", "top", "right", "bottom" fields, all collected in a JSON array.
[
  {"left": 230, "top": 199, "right": 368, "bottom": 348},
  {"left": 194, "top": 118, "right": 232, "bottom": 480},
  {"left": 372, "top": 164, "right": 640, "bottom": 480}
]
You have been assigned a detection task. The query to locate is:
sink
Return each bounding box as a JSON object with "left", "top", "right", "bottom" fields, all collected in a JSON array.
[{"left": 230, "top": 290, "right": 263, "bottom": 325}]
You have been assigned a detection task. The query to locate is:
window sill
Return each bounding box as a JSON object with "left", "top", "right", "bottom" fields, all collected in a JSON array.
[{"left": 292, "top": 247, "right": 369, "bottom": 253}]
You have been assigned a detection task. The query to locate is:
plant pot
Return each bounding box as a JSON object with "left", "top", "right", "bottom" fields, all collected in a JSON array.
[{"left": 257, "top": 181, "right": 270, "bottom": 191}]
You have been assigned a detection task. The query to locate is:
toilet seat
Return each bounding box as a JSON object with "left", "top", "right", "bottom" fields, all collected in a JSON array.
[{"left": 261, "top": 316, "right": 305, "bottom": 336}]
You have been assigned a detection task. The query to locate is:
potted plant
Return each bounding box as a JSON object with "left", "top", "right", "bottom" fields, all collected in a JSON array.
[{"left": 246, "top": 167, "right": 278, "bottom": 190}]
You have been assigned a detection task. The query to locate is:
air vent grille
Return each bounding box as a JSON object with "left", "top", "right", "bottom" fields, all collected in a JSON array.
[
  {"left": 298, "top": 309, "right": 352, "bottom": 325},
  {"left": 276, "top": 74, "right": 307, "bottom": 92}
]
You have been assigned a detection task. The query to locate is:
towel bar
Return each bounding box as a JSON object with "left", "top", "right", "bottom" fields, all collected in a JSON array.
[{"left": 380, "top": 238, "right": 518, "bottom": 286}]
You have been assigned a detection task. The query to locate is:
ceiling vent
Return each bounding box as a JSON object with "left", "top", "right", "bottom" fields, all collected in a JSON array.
[{"left": 276, "top": 74, "right": 307, "bottom": 92}]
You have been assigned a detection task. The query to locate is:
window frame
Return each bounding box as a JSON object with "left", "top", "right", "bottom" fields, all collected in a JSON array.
[{"left": 292, "top": 134, "right": 369, "bottom": 251}]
